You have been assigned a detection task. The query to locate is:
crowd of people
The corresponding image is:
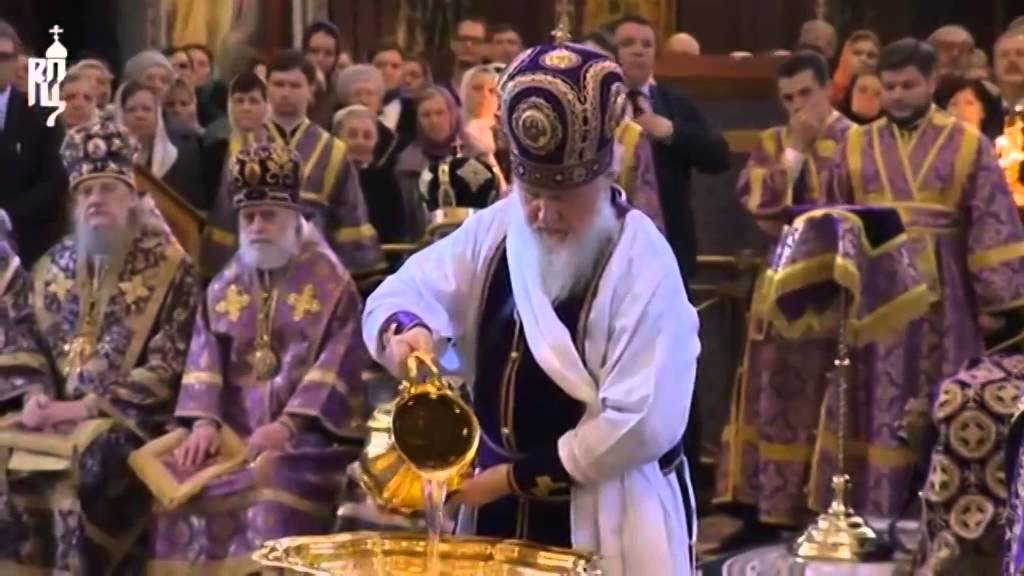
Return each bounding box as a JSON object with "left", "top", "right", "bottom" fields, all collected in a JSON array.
[{"left": 3, "top": 5, "right": 1024, "bottom": 576}]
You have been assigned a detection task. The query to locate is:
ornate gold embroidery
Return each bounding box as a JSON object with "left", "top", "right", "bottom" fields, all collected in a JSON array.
[
  {"left": 118, "top": 275, "right": 150, "bottom": 306},
  {"left": 215, "top": 284, "right": 250, "bottom": 322},
  {"left": 949, "top": 494, "right": 995, "bottom": 540},
  {"left": 47, "top": 275, "right": 74, "bottom": 300},
  {"left": 934, "top": 379, "right": 965, "bottom": 420},
  {"left": 924, "top": 454, "right": 961, "bottom": 503},
  {"left": 948, "top": 409, "right": 998, "bottom": 460},
  {"left": 287, "top": 285, "right": 321, "bottom": 322},
  {"left": 982, "top": 379, "right": 1021, "bottom": 416},
  {"left": 540, "top": 48, "right": 582, "bottom": 70},
  {"left": 532, "top": 475, "right": 569, "bottom": 498},
  {"left": 985, "top": 452, "right": 1008, "bottom": 500}
]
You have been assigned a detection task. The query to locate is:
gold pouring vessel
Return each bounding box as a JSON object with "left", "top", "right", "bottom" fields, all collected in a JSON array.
[{"left": 356, "top": 351, "right": 479, "bottom": 514}]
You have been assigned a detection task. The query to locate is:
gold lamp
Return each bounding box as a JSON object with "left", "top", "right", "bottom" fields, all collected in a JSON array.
[{"left": 792, "top": 292, "right": 890, "bottom": 562}]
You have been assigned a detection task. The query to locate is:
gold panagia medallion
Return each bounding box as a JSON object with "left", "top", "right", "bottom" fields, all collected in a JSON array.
[{"left": 248, "top": 345, "right": 279, "bottom": 380}]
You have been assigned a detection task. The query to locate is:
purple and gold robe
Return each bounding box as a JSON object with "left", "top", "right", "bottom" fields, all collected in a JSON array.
[
  {"left": 146, "top": 226, "right": 369, "bottom": 574},
  {"left": 0, "top": 225, "right": 199, "bottom": 574},
  {"left": 199, "top": 120, "right": 387, "bottom": 290},
  {"left": 0, "top": 240, "right": 51, "bottom": 412},
  {"left": 715, "top": 112, "right": 855, "bottom": 525},
  {"left": 0, "top": 239, "right": 52, "bottom": 559},
  {"left": 822, "top": 108, "right": 1024, "bottom": 517}
]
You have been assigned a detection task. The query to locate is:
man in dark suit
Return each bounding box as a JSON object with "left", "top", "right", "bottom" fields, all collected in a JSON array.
[
  {"left": 611, "top": 15, "right": 730, "bottom": 284},
  {"left": 612, "top": 15, "right": 730, "bottom": 511},
  {"left": 0, "top": 20, "right": 68, "bottom": 267}
]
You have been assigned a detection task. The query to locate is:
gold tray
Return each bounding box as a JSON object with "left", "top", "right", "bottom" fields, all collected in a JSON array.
[{"left": 253, "top": 531, "right": 602, "bottom": 575}]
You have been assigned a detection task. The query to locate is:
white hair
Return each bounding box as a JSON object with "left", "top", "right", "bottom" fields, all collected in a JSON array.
[
  {"left": 238, "top": 208, "right": 303, "bottom": 270},
  {"left": 331, "top": 104, "right": 378, "bottom": 136},
  {"left": 334, "top": 64, "right": 384, "bottom": 105}
]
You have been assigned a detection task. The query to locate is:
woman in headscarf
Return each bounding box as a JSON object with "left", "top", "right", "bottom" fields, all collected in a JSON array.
[
  {"left": 393, "top": 86, "right": 487, "bottom": 240},
  {"left": 830, "top": 30, "right": 881, "bottom": 106},
  {"left": 333, "top": 105, "right": 408, "bottom": 243},
  {"left": 838, "top": 71, "right": 884, "bottom": 125},
  {"left": 116, "top": 80, "right": 209, "bottom": 212},
  {"left": 334, "top": 64, "right": 405, "bottom": 169}
]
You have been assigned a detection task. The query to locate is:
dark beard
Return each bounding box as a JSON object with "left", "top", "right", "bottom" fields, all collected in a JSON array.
[{"left": 884, "top": 103, "right": 931, "bottom": 130}]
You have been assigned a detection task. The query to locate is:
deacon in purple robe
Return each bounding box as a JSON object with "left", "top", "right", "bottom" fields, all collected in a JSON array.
[
  {"left": 200, "top": 50, "right": 386, "bottom": 292},
  {"left": 826, "top": 39, "right": 1024, "bottom": 517},
  {"left": 715, "top": 52, "right": 855, "bottom": 527},
  {"left": 144, "top": 143, "right": 369, "bottom": 574},
  {"left": 0, "top": 121, "right": 200, "bottom": 574}
]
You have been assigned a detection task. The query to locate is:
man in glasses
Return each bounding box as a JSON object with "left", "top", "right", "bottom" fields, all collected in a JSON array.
[
  {"left": 445, "top": 15, "right": 488, "bottom": 106},
  {"left": 0, "top": 20, "right": 68, "bottom": 268}
]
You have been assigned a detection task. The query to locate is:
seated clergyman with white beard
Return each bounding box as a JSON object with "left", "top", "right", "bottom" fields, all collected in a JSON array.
[
  {"left": 363, "top": 41, "right": 700, "bottom": 576},
  {"left": 0, "top": 121, "right": 200, "bottom": 574},
  {"left": 137, "top": 143, "right": 370, "bottom": 574}
]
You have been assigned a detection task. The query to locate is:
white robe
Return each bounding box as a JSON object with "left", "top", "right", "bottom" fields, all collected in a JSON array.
[{"left": 363, "top": 195, "right": 700, "bottom": 576}]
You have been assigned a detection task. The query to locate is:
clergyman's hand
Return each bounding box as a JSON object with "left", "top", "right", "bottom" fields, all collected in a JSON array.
[
  {"left": 174, "top": 422, "right": 221, "bottom": 469},
  {"left": 245, "top": 421, "right": 292, "bottom": 462},
  {"left": 382, "top": 326, "right": 434, "bottom": 379},
  {"left": 21, "top": 393, "right": 50, "bottom": 430}
]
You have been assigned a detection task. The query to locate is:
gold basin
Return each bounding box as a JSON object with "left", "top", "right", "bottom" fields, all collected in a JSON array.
[{"left": 253, "top": 531, "right": 602, "bottom": 575}]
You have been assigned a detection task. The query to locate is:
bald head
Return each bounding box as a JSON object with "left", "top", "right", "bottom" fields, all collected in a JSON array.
[
  {"left": 929, "top": 25, "right": 975, "bottom": 75},
  {"left": 798, "top": 20, "right": 837, "bottom": 60},
  {"left": 664, "top": 32, "right": 700, "bottom": 55}
]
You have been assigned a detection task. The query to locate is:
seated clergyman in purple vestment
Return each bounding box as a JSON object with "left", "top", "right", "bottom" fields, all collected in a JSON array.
[
  {"left": 364, "top": 42, "right": 700, "bottom": 576},
  {"left": 142, "top": 143, "right": 370, "bottom": 574},
  {"left": 0, "top": 121, "right": 201, "bottom": 574}
]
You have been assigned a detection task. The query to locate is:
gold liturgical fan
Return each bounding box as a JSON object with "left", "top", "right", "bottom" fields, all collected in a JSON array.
[{"left": 791, "top": 292, "right": 890, "bottom": 562}]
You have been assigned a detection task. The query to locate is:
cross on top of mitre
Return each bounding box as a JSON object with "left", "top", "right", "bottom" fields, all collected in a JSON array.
[
  {"left": 551, "top": 10, "right": 572, "bottom": 44},
  {"left": 45, "top": 25, "right": 67, "bottom": 59}
]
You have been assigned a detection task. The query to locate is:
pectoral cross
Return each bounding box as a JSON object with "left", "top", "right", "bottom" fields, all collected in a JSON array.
[
  {"left": 215, "top": 284, "right": 251, "bottom": 322},
  {"left": 118, "top": 275, "right": 150, "bottom": 306},
  {"left": 532, "top": 475, "right": 569, "bottom": 498},
  {"left": 287, "top": 284, "right": 321, "bottom": 322}
]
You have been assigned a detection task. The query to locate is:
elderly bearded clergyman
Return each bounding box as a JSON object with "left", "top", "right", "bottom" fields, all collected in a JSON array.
[{"left": 363, "top": 41, "right": 700, "bottom": 576}]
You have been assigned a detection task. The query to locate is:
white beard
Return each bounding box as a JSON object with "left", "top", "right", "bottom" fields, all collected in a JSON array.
[
  {"left": 511, "top": 191, "right": 619, "bottom": 304},
  {"left": 239, "top": 227, "right": 301, "bottom": 270},
  {"left": 75, "top": 209, "right": 138, "bottom": 257}
]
